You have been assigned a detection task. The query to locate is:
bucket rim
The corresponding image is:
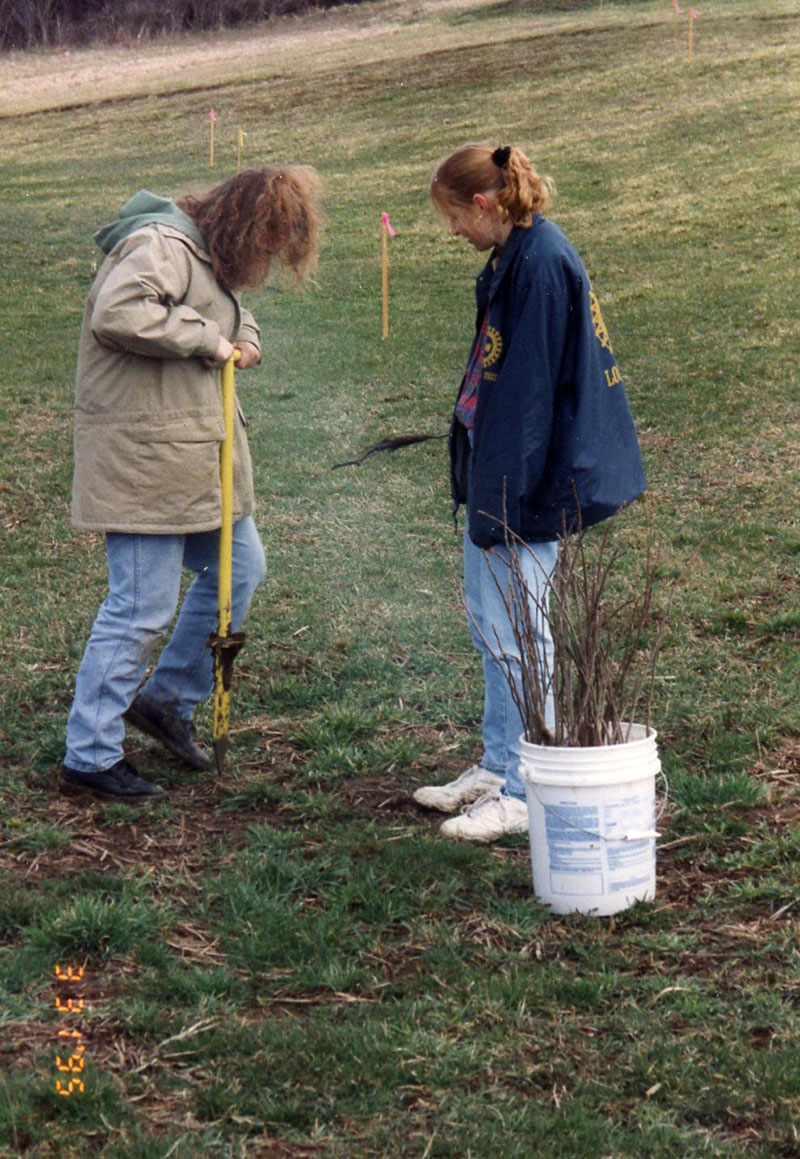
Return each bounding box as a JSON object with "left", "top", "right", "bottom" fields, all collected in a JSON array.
[
  {"left": 520, "top": 721, "right": 657, "bottom": 756},
  {"left": 521, "top": 764, "right": 660, "bottom": 790}
]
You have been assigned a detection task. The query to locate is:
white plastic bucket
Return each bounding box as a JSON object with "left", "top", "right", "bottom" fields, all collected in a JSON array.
[{"left": 520, "top": 723, "right": 660, "bottom": 916}]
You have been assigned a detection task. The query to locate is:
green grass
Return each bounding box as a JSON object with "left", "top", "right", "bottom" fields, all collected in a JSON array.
[{"left": 1, "top": 0, "right": 800, "bottom": 1154}]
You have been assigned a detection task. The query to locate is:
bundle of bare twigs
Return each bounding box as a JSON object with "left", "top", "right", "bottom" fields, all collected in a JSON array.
[{"left": 482, "top": 519, "right": 662, "bottom": 747}]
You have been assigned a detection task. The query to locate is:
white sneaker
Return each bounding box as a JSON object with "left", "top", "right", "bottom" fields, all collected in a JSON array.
[
  {"left": 439, "top": 792, "right": 529, "bottom": 843},
  {"left": 412, "top": 765, "right": 504, "bottom": 813}
]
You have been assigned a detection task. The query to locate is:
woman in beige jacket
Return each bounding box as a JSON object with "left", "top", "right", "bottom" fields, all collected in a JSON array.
[{"left": 63, "top": 168, "right": 322, "bottom": 800}]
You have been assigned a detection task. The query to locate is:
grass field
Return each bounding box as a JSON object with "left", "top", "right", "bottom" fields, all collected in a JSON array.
[{"left": 1, "top": 0, "right": 800, "bottom": 1155}]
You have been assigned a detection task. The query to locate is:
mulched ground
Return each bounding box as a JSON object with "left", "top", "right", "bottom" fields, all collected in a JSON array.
[{"left": 3, "top": 735, "right": 799, "bottom": 1156}]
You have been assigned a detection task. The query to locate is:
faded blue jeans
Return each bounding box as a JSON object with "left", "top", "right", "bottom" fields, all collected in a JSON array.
[
  {"left": 463, "top": 530, "right": 558, "bottom": 800},
  {"left": 65, "top": 516, "right": 265, "bottom": 773}
]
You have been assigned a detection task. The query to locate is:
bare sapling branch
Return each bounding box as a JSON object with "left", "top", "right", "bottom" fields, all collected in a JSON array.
[{"left": 476, "top": 507, "right": 666, "bottom": 747}]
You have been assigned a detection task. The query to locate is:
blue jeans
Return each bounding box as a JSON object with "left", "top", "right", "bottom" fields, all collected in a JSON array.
[
  {"left": 65, "top": 516, "right": 266, "bottom": 773},
  {"left": 463, "top": 531, "right": 558, "bottom": 800}
]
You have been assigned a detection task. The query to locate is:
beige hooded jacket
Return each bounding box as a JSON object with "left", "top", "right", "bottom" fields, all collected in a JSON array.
[{"left": 71, "top": 199, "right": 260, "bottom": 534}]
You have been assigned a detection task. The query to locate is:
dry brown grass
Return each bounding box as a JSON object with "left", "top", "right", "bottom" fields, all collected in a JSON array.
[{"left": 3, "top": 0, "right": 770, "bottom": 118}]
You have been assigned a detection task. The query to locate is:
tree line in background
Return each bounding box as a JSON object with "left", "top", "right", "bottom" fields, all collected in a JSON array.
[{"left": 0, "top": 0, "right": 367, "bottom": 51}]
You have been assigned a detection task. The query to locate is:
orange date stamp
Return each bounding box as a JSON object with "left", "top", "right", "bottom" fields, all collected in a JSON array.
[{"left": 53, "top": 964, "right": 87, "bottom": 1096}]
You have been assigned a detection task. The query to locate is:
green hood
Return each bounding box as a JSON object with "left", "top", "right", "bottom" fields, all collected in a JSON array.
[{"left": 93, "top": 190, "right": 205, "bottom": 254}]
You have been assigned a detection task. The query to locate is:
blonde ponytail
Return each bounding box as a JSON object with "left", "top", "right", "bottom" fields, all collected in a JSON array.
[{"left": 431, "top": 143, "right": 553, "bottom": 226}]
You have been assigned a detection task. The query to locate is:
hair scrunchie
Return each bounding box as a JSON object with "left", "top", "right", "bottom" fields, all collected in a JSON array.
[{"left": 492, "top": 145, "right": 511, "bottom": 168}]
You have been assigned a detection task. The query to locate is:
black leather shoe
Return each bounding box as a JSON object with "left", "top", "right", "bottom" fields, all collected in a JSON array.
[
  {"left": 124, "top": 693, "right": 212, "bottom": 771},
  {"left": 61, "top": 759, "right": 165, "bottom": 799}
]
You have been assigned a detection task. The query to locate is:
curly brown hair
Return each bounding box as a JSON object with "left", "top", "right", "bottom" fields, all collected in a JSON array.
[
  {"left": 177, "top": 166, "right": 323, "bottom": 292},
  {"left": 431, "top": 143, "right": 553, "bottom": 227}
]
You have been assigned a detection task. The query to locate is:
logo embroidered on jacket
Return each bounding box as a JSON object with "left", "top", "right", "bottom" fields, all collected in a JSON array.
[
  {"left": 590, "top": 289, "right": 613, "bottom": 354},
  {"left": 482, "top": 326, "right": 503, "bottom": 368}
]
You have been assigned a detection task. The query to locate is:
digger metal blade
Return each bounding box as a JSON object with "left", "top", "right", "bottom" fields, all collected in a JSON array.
[
  {"left": 213, "top": 734, "right": 229, "bottom": 777},
  {"left": 208, "top": 630, "right": 247, "bottom": 772}
]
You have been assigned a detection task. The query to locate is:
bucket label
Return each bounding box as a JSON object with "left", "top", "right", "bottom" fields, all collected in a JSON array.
[
  {"left": 551, "top": 871, "right": 605, "bottom": 896},
  {"left": 610, "top": 871, "right": 653, "bottom": 893},
  {"left": 540, "top": 792, "right": 654, "bottom": 901},
  {"left": 545, "top": 804, "right": 604, "bottom": 895},
  {"left": 607, "top": 840, "right": 652, "bottom": 872},
  {"left": 545, "top": 805, "right": 599, "bottom": 845},
  {"left": 604, "top": 793, "right": 652, "bottom": 838}
]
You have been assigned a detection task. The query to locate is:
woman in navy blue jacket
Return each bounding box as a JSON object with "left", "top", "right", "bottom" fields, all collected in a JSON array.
[{"left": 413, "top": 143, "right": 646, "bottom": 842}]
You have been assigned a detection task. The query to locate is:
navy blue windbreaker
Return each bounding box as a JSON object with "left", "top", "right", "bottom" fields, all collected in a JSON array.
[{"left": 450, "top": 216, "right": 646, "bottom": 548}]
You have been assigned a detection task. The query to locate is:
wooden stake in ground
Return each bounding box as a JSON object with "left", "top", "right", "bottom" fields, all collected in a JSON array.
[
  {"left": 209, "top": 107, "right": 217, "bottom": 167},
  {"left": 688, "top": 8, "right": 699, "bottom": 62},
  {"left": 380, "top": 212, "right": 396, "bottom": 339},
  {"left": 671, "top": 0, "right": 699, "bottom": 62},
  {"left": 237, "top": 127, "right": 246, "bottom": 173}
]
